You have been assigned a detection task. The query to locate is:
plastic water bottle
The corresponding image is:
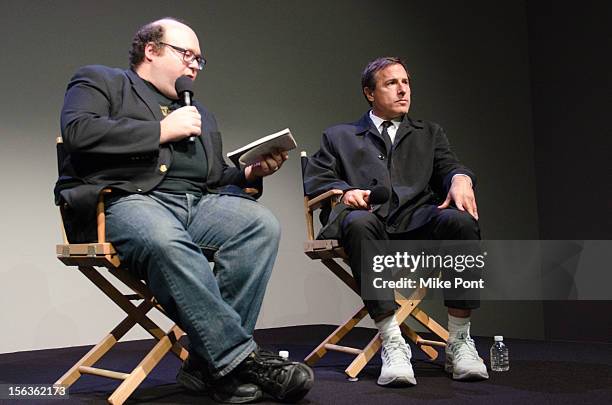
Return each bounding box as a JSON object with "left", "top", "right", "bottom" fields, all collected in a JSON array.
[{"left": 490, "top": 336, "right": 509, "bottom": 371}]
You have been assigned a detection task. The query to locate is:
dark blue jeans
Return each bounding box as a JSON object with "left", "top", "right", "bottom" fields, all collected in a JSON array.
[{"left": 105, "top": 191, "right": 280, "bottom": 377}]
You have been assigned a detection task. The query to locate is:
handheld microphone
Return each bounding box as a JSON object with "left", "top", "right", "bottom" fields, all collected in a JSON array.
[
  {"left": 369, "top": 185, "right": 390, "bottom": 205},
  {"left": 174, "top": 75, "right": 195, "bottom": 142}
]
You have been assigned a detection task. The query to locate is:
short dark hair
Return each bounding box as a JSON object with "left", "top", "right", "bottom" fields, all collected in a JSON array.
[
  {"left": 361, "top": 57, "right": 410, "bottom": 105},
  {"left": 128, "top": 17, "right": 185, "bottom": 69}
]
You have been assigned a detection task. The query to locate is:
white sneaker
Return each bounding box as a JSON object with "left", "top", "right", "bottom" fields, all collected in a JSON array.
[
  {"left": 445, "top": 332, "right": 489, "bottom": 380},
  {"left": 377, "top": 335, "right": 417, "bottom": 387}
]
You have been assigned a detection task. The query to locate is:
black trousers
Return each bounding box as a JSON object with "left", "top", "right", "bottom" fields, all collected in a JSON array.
[{"left": 341, "top": 207, "right": 481, "bottom": 321}]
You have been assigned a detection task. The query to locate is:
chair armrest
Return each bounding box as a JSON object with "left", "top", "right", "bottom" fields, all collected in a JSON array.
[
  {"left": 96, "top": 189, "right": 113, "bottom": 243},
  {"left": 243, "top": 188, "right": 259, "bottom": 196},
  {"left": 303, "top": 189, "right": 343, "bottom": 241},
  {"left": 57, "top": 188, "right": 120, "bottom": 268},
  {"left": 307, "top": 189, "right": 344, "bottom": 212}
]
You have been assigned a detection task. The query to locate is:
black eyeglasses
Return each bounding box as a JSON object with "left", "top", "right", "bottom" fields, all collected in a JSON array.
[{"left": 160, "top": 42, "right": 206, "bottom": 70}]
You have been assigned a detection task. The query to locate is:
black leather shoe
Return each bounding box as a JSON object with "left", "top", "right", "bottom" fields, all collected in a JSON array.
[
  {"left": 177, "top": 357, "right": 263, "bottom": 404},
  {"left": 238, "top": 349, "right": 314, "bottom": 403},
  {"left": 209, "top": 373, "right": 263, "bottom": 404},
  {"left": 176, "top": 357, "right": 208, "bottom": 393}
]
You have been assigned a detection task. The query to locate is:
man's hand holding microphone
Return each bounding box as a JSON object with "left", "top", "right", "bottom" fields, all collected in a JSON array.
[
  {"left": 160, "top": 75, "right": 201, "bottom": 144},
  {"left": 342, "top": 186, "right": 390, "bottom": 210},
  {"left": 160, "top": 75, "right": 287, "bottom": 179},
  {"left": 160, "top": 106, "right": 201, "bottom": 144}
]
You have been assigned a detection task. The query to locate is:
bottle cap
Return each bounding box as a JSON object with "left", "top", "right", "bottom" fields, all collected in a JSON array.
[
  {"left": 279, "top": 350, "right": 289, "bottom": 359},
  {"left": 494, "top": 335, "right": 503, "bottom": 341}
]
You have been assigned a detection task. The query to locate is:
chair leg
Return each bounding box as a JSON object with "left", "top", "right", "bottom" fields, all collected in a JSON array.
[
  {"left": 345, "top": 332, "right": 382, "bottom": 378},
  {"left": 310, "top": 258, "right": 449, "bottom": 378},
  {"left": 321, "top": 259, "right": 359, "bottom": 293},
  {"left": 79, "top": 266, "right": 188, "bottom": 360},
  {"left": 109, "top": 268, "right": 188, "bottom": 361},
  {"left": 410, "top": 306, "right": 449, "bottom": 342},
  {"left": 394, "top": 288, "right": 427, "bottom": 321},
  {"left": 107, "top": 325, "right": 184, "bottom": 405},
  {"left": 344, "top": 288, "right": 431, "bottom": 377},
  {"left": 55, "top": 301, "right": 148, "bottom": 388},
  {"left": 55, "top": 333, "right": 121, "bottom": 388},
  {"left": 399, "top": 323, "right": 440, "bottom": 360},
  {"left": 394, "top": 288, "right": 448, "bottom": 359},
  {"left": 344, "top": 290, "right": 425, "bottom": 378},
  {"left": 56, "top": 266, "right": 189, "bottom": 404},
  {"left": 305, "top": 306, "right": 368, "bottom": 366},
  {"left": 401, "top": 306, "right": 449, "bottom": 361}
]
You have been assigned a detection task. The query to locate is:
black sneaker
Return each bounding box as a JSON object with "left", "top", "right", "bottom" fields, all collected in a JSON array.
[
  {"left": 176, "top": 357, "right": 208, "bottom": 393},
  {"left": 209, "top": 374, "right": 263, "bottom": 404},
  {"left": 237, "top": 349, "right": 314, "bottom": 403},
  {"left": 177, "top": 357, "right": 263, "bottom": 404}
]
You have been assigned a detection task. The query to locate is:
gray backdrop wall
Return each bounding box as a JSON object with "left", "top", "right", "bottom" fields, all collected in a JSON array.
[{"left": 0, "top": 0, "right": 565, "bottom": 353}]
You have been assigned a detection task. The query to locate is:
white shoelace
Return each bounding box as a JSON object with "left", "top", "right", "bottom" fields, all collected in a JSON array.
[
  {"left": 382, "top": 336, "right": 411, "bottom": 366},
  {"left": 449, "top": 336, "right": 479, "bottom": 361}
]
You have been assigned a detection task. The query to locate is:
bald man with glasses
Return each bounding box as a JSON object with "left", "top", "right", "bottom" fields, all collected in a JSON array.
[
  {"left": 159, "top": 41, "right": 207, "bottom": 70},
  {"left": 55, "top": 17, "right": 313, "bottom": 404}
]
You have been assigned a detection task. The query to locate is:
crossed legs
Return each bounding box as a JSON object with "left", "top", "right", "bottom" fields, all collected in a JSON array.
[{"left": 105, "top": 191, "right": 280, "bottom": 377}]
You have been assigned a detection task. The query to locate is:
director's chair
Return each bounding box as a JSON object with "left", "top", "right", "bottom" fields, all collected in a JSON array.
[
  {"left": 54, "top": 137, "right": 188, "bottom": 404},
  {"left": 300, "top": 151, "right": 450, "bottom": 379}
]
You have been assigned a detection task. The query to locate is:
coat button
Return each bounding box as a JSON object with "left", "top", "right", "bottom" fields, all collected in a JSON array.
[
  {"left": 378, "top": 154, "right": 385, "bottom": 160},
  {"left": 159, "top": 164, "right": 168, "bottom": 173}
]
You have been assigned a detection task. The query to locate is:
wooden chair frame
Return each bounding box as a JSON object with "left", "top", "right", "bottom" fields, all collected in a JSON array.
[
  {"left": 300, "top": 151, "right": 449, "bottom": 379},
  {"left": 55, "top": 138, "right": 188, "bottom": 405}
]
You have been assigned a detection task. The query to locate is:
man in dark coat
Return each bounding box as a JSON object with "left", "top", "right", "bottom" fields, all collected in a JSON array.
[
  {"left": 304, "top": 57, "right": 488, "bottom": 386},
  {"left": 55, "top": 18, "right": 313, "bottom": 404}
]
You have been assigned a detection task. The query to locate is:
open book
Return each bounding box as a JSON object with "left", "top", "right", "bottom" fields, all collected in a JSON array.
[{"left": 227, "top": 128, "right": 297, "bottom": 168}]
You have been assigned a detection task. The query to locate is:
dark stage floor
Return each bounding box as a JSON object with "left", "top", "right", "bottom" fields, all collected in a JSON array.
[{"left": 0, "top": 325, "right": 610, "bottom": 404}]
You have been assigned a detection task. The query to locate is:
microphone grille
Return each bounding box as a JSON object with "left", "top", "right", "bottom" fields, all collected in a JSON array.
[{"left": 174, "top": 75, "right": 194, "bottom": 94}]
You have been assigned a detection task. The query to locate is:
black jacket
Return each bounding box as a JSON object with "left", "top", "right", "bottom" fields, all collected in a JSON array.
[
  {"left": 55, "top": 65, "right": 261, "bottom": 241},
  {"left": 303, "top": 112, "right": 475, "bottom": 238}
]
